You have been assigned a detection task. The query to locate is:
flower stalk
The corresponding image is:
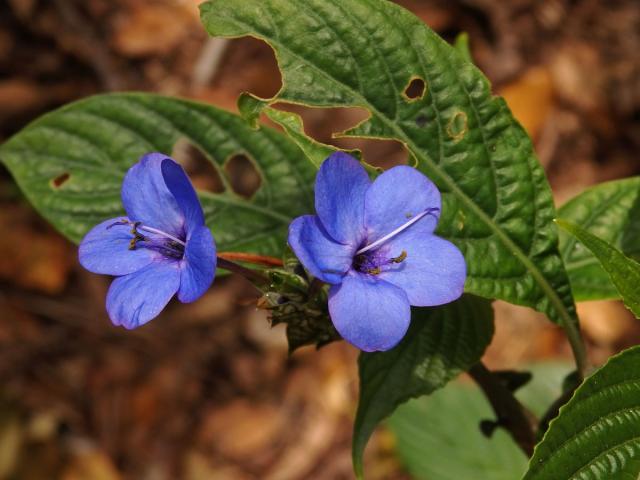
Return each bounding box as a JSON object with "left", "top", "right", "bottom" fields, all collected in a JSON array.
[{"left": 216, "top": 256, "right": 271, "bottom": 285}]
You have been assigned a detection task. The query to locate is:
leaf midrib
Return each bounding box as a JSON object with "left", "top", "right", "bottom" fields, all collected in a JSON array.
[{"left": 214, "top": 9, "right": 575, "bottom": 328}]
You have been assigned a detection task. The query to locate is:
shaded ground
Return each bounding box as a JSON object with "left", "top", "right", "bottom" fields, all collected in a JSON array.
[{"left": 1, "top": 0, "right": 640, "bottom": 478}]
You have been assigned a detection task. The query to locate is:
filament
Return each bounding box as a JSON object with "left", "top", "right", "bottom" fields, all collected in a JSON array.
[{"left": 356, "top": 207, "right": 438, "bottom": 255}]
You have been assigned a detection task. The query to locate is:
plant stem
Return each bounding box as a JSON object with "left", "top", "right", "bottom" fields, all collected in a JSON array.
[
  {"left": 468, "top": 362, "right": 537, "bottom": 457},
  {"left": 218, "top": 251, "right": 284, "bottom": 267},
  {"left": 216, "top": 257, "right": 270, "bottom": 285},
  {"left": 563, "top": 318, "right": 588, "bottom": 380}
]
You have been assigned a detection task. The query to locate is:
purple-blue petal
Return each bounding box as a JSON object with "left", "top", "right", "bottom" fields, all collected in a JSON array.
[
  {"left": 121, "top": 153, "right": 185, "bottom": 238},
  {"left": 378, "top": 229, "right": 466, "bottom": 306},
  {"left": 178, "top": 225, "right": 216, "bottom": 303},
  {"left": 78, "top": 217, "right": 158, "bottom": 275},
  {"left": 328, "top": 271, "right": 410, "bottom": 351},
  {"left": 364, "top": 165, "right": 441, "bottom": 242},
  {"left": 315, "top": 152, "right": 369, "bottom": 245},
  {"left": 161, "top": 158, "right": 205, "bottom": 233},
  {"left": 106, "top": 260, "right": 181, "bottom": 329},
  {"left": 288, "top": 215, "right": 354, "bottom": 284}
]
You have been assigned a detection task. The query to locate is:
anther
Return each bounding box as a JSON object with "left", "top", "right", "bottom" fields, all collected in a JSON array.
[
  {"left": 390, "top": 250, "right": 407, "bottom": 263},
  {"left": 130, "top": 221, "right": 142, "bottom": 236},
  {"left": 126, "top": 221, "right": 148, "bottom": 250},
  {"left": 107, "top": 218, "right": 130, "bottom": 230}
]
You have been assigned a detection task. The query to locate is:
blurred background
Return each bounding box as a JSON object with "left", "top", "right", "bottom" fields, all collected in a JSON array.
[{"left": 1, "top": 0, "right": 640, "bottom": 478}]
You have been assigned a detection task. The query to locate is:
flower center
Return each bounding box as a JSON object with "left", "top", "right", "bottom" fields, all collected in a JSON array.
[
  {"left": 108, "top": 219, "right": 186, "bottom": 259},
  {"left": 353, "top": 249, "right": 407, "bottom": 275},
  {"left": 351, "top": 207, "right": 438, "bottom": 275}
]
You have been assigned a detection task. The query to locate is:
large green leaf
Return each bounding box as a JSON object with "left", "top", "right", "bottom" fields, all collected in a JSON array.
[
  {"left": 389, "top": 384, "right": 528, "bottom": 480},
  {"left": 558, "top": 177, "right": 640, "bottom": 301},
  {"left": 388, "top": 363, "right": 572, "bottom": 480},
  {"left": 558, "top": 220, "right": 640, "bottom": 319},
  {"left": 0, "top": 93, "right": 316, "bottom": 255},
  {"left": 523, "top": 346, "right": 640, "bottom": 480},
  {"left": 199, "top": 0, "right": 580, "bottom": 336},
  {"left": 353, "top": 295, "right": 494, "bottom": 477}
]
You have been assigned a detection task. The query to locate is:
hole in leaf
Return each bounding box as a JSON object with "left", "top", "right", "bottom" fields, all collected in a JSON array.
[
  {"left": 224, "top": 154, "right": 261, "bottom": 199},
  {"left": 217, "top": 37, "right": 283, "bottom": 99},
  {"left": 403, "top": 77, "right": 426, "bottom": 101},
  {"left": 335, "top": 138, "right": 409, "bottom": 170},
  {"left": 273, "top": 104, "right": 409, "bottom": 169},
  {"left": 51, "top": 172, "right": 70, "bottom": 188},
  {"left": 446, "top": 111, "right": 468, "bottom": 141},
  {"left": 172, "top": 138, "right": 225, "bottom": 194}
]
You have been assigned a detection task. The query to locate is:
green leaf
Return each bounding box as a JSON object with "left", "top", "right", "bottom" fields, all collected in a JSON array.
[
  {"left": 238, "top": 93, "right": 368, "bottom": 170},
  {"left": 388, "top": 363, "right": 572, "bottom": 480},
  {"left": 353, "top": 295, "right": 494, "bottom": 478},
  {"left": 389, "top": 384, "right": 527, "bottom": 480},
  {"left": 557, "top": 220, "right": 640, "bottom": 319},
  {"left": 558, "top": 177, "right": 640, "bottom": 301},
  {"left": 523, "top": 346, "right": 640, "bottom": 480},
  {"left": 453, "top": 32, "right": 472, "bottom": 63},
  {"left": 0, "top": 93, "right": 316, "bottom": 256},
  {"left": 199, "top": 0, "right": 580, "bottom": 335}
]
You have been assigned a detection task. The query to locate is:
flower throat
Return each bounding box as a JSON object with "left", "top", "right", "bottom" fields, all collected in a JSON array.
[
  {"left": 108, "top": 219, "right": 185, "bottom": 259},
  {"left": 352, "top": 207, "right": 439, "bottom": 275}
]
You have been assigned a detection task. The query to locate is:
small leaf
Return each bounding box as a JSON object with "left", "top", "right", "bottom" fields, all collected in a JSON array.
[
  {"left": 0, "top": 93, "right": 317, "bottom": 257},
  {"left": 353, "top": 295, "right": 494, "bottom": 478},
  {"left": 557, "top": 219, "right": 640, "bottom": 319},
  {"left": 558, "top": 177, "right": 640, "bottom": 300},
  {"left": 523, "top": 346, "right": 640, "bottom": 480}
]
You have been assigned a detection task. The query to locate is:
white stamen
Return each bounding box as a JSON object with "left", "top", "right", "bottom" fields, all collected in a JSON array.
[
  {"left": 139, "top": 225, "right": 186, "bottom": 247},
  {"left": 356, "top": 208, "right": 437, "bottom": 255}
]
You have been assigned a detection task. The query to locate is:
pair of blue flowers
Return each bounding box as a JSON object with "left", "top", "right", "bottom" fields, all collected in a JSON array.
[{"left": 80, "top": 152, "right": 466, "bottom": 352}]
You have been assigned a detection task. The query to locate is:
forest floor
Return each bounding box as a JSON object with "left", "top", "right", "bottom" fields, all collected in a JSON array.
[{"left": 1, "top": 0, "right": 640, "bottom": 478}]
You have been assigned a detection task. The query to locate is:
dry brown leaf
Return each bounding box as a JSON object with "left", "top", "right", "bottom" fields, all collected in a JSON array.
[
  {"left": 112, "top": 5, "right": 196, "bottom": 57},
  {"left": 499, "top": 66, "right": 555, "bottom": 139},
  {"left": 62, "top": 450, "right": 122, "bottom": 480}
]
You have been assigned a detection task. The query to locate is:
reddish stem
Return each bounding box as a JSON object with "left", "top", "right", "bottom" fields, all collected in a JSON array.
[
  {"left": 217, "top": 251, "right": 284, "bottom": 267},
  {"left": 216, "top": 257, "right": 270, "bottom": 285}
]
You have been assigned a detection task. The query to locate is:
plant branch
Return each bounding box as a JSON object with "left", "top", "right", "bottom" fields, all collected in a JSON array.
[{"left": 468, "top": 362, "right": 537, "bottom": 457}]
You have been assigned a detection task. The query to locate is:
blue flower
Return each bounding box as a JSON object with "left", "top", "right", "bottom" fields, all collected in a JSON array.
[
  {"left": 288, "top": 152, "right": 466, "bottom": 352},
  {"left": 79, "top": 153, "right": 216, "bottom": 329}
]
